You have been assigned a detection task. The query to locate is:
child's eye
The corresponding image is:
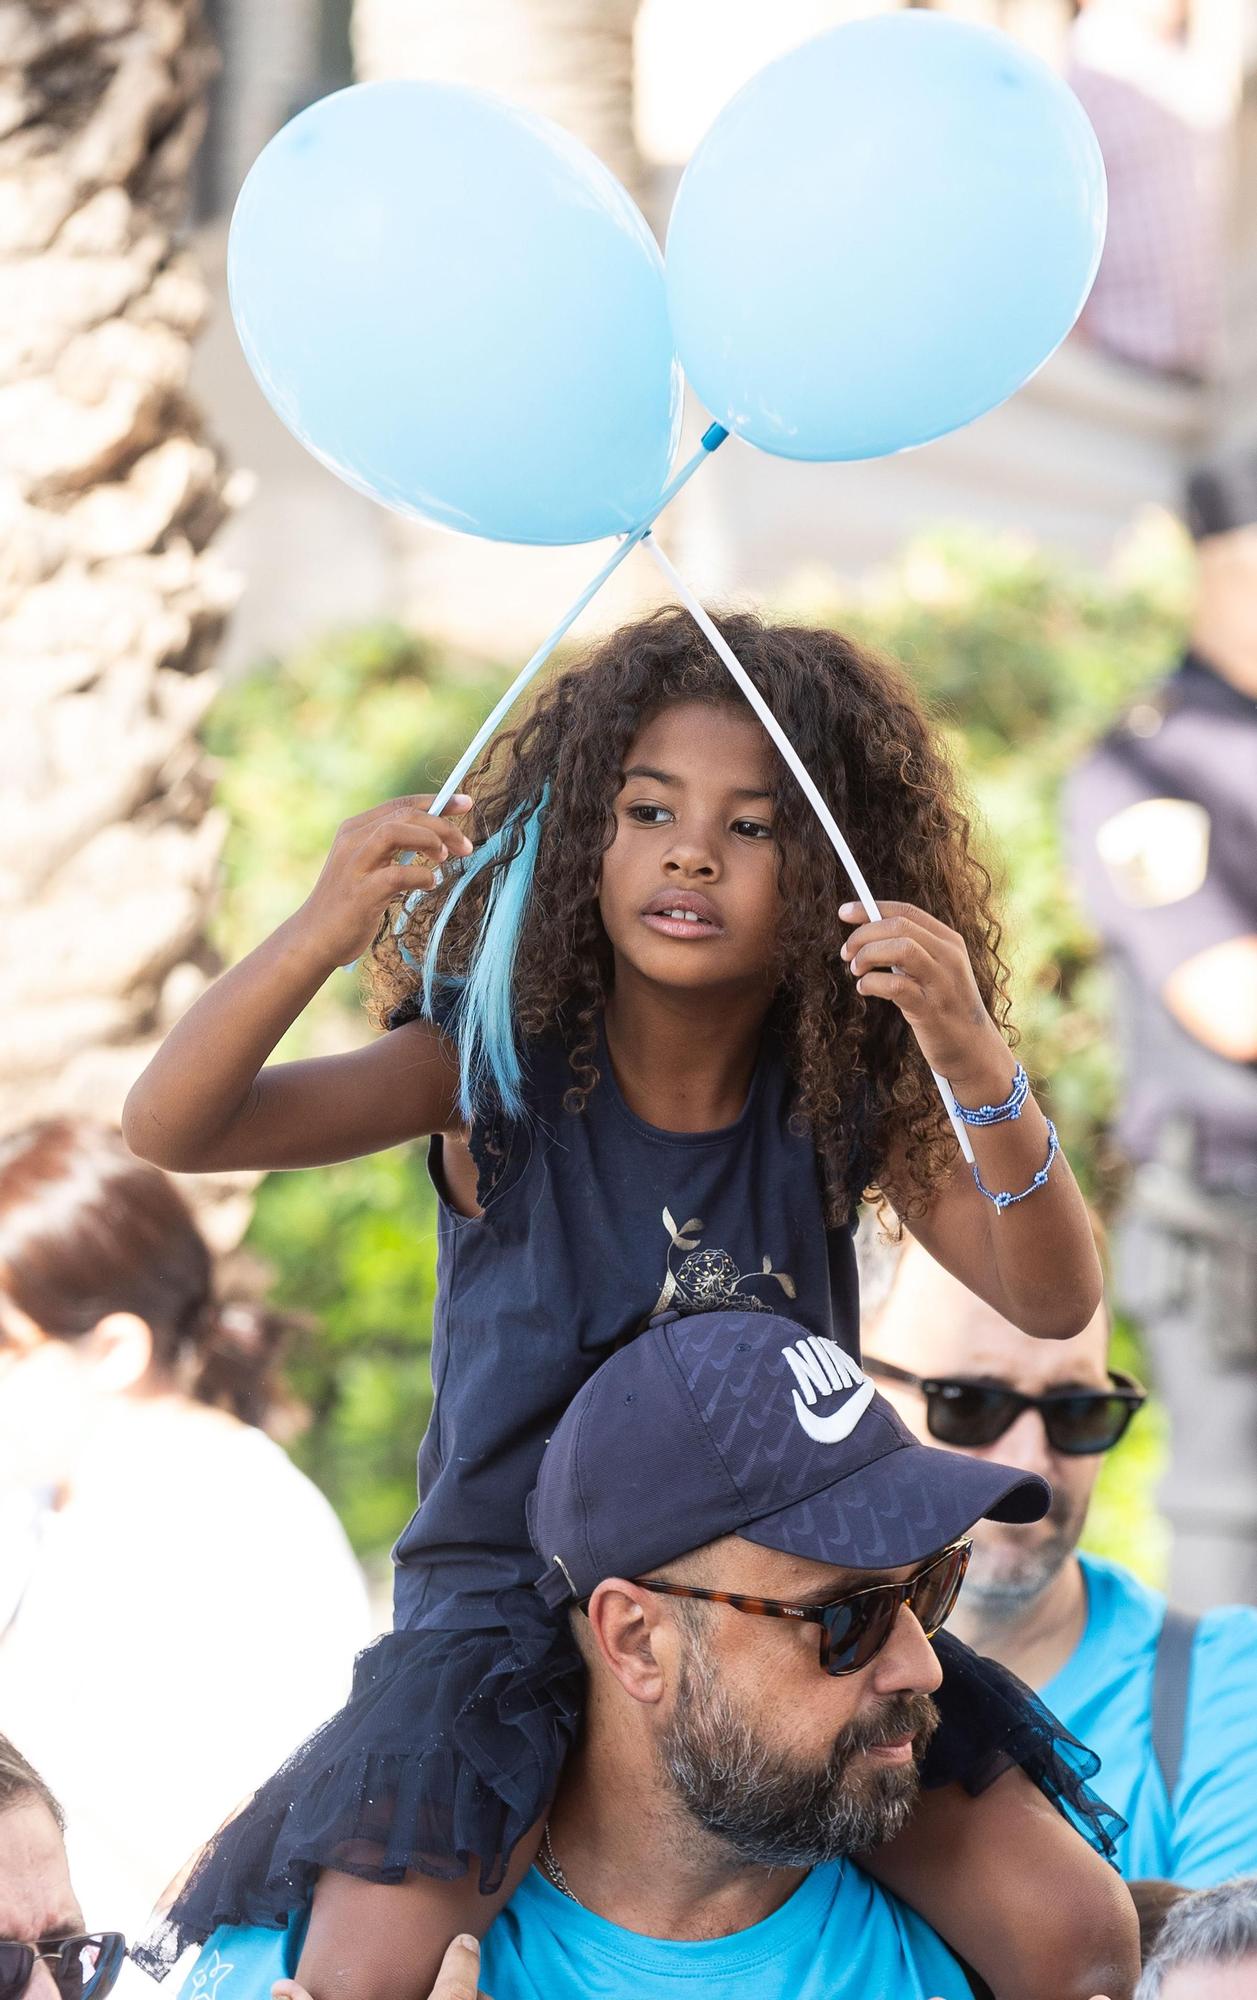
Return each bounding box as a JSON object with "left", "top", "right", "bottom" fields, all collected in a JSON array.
[
  {"left": 732, "top": 818, "right": 774, "bottom": 841},
  {"left": 626, "top": 802, "right": 673, "bottom": 826}
]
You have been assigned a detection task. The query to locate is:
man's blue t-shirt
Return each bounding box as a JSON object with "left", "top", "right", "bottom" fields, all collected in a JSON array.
[
  {"left": 479, "top": 1857, "right": 972, "bottom": 2000},
  {"left": 179, "top": 1864, "right": 970, "bottom": 2000},
  {"left": 1043, "top": 1552, "right": 1257, "bottom": 1885}
]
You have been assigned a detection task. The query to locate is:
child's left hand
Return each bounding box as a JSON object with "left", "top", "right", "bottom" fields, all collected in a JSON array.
[{"left": 839, "top": 900, "right": 1011, "bottom": 1093}]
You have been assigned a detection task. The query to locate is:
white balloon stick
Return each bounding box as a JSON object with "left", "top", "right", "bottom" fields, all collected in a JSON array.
[{"left": 641, "top": 531, "right": 976, "bottom": 1166}]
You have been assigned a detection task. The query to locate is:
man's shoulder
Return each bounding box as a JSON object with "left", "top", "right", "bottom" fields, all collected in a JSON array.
[
  {"left": 1076, "top": 1551, "right": 1165, "bottom": 1644},
  {"left": 1191, "top": 1599, "right": 1257, "bottom": 1683},
  {"left": 1066, "top": 663, "right": 1227, "bottom": 812},
  {"left": 1061, "top": 705, "right": 1198, "bottom": 907},
  {"left": 1076, "top": 1554, "right": 1257, "bottom": 1705}
]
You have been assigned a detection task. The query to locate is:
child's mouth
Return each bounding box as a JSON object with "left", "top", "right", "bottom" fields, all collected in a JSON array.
[{"left": 641, "top": 894, "right": 724, "bottom": 940}]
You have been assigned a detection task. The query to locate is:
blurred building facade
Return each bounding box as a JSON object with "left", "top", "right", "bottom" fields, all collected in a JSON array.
[{"left": 191, "top": 0, "right": 1257, "bottom": 666}]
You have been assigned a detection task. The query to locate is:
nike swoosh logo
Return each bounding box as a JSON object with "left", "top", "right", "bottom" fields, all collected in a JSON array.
[{"left": 792, "top": 1378, "right": 876, "bottom": 1443}]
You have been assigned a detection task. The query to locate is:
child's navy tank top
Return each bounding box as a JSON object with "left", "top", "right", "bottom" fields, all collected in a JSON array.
[{"left": 393, "top": 1014, "right": 863, "bottom": 1632}]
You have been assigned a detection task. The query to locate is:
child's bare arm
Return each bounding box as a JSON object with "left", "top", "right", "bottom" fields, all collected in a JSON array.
[
  {"left": 841, "top": 898, "right": 1102, "bottom": 1337},
  {"left": 123, "top": 794, "right": 472, "bottom": 1172},
  {"left": 861, "top": 1774, "right": 1139, "bottom": 2000},
  {"left": 903, "top": 1140, "right": 1102, "bottom": 1342},
  {"left": 290, "top": 1822, "right": 543, "bottom": 2000},
  {"left": 273, "top": 1933, "right": 491, "bottom": 2000}
]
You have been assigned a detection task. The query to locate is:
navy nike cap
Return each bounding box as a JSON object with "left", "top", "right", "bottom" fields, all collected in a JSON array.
[{"left": 528, "top": 1309, "right": 1049, "bottom": 1608}]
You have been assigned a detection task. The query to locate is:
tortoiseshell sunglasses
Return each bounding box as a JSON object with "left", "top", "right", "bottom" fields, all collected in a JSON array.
[{"left": 632, "top": 1539, "right": 972, "bottom": 1677}]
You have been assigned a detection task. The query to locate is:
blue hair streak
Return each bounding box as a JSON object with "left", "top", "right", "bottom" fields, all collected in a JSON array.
[{"left": 419, "top": 785, "right": 549, "bottom": 1125}]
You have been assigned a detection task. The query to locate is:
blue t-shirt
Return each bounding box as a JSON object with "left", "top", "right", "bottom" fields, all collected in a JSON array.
[
  {"left": 1042, "top": 1553, "right": 1257, "bottom": 1885},
  {"left": 179, "top": 1865, "right": 971, "bottom": 2000},
  {"left": 479, "top": 1860, "right": 972, "bottom": 2000}
]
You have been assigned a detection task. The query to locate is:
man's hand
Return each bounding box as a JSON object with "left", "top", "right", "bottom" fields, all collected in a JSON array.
[
  {"left": 427, "top": 1937, "right": 491, "bottom": 2000},
  {"left": 273, "top": 1934, "right": 492, "bottom": 2000}
]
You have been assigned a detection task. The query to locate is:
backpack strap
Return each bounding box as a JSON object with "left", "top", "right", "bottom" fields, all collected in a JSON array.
[{"left": 1151, "top": 1606, "right": 1201, "bottom": 1801}]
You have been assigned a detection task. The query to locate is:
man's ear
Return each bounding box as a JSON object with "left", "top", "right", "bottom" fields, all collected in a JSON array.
[{"left": 584, "top": 1578, "right": 678, "bottom": 1707}]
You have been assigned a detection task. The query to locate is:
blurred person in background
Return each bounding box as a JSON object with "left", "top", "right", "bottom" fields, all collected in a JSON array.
[
  {"left": 1065, "top": 0, "right": 1227, "bottom": 381},
  {"left": 1064, "top": 451, "right": 1257, "bottom": 1610},
  {"left": 0, "top": 1121, "right": 372, "bottom": 1955},
  {"left": 1135, "top": 1877, "right": 1257, "bottom": 1997},
  {"left": 0, "top": 1731, "right": 125, "bottom": 2000},
  {"left": 864, "top": 1236, "right": 1257, "bottom": 1888}
]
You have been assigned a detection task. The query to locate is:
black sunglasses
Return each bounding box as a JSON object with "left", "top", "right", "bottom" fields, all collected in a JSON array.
[
  {"left": 865, "top": 1358, "right": 1147, "bottom": 1455},
  {"left": 634, "top": 1539, "right": 972, "bottom": 1677},
  {"left": 0, "top": 1935, "right": 125, "bottom": 2000}
]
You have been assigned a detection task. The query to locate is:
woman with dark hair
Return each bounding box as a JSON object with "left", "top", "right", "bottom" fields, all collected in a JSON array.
[{"left": 0, "top": 1120, "right": 371, "bottom": 1954}]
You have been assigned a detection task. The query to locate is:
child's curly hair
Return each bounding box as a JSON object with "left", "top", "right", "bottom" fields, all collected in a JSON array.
[{"left": 368, "top": 605, "right": 1012, "bottom": 1220}]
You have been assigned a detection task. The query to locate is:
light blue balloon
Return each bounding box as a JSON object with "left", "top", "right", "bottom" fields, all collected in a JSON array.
[
  {"left": 666, "top": 13, "right": 1107, "bottom": 462},
  {"left": 229, "top": 82, "right": 682, "bottom": 544}
]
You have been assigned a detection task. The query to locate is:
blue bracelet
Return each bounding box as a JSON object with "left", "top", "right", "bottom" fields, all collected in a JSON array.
[
  {"left": 972, "top": 1119, "right": 1059, "bottom": 1213},
  {"left": 953, "top": 1061, "right": 1030, "bottom": 1128}
]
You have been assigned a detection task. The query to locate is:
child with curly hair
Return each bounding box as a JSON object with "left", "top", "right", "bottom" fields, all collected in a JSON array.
[{"left": 125, "top": 607, "right": 1123, "bottom": 2000}]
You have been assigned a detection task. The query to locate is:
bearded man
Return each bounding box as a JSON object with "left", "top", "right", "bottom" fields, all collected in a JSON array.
[{"left": 866, "top": 1240, "right": 1257, "bottom": 1890}]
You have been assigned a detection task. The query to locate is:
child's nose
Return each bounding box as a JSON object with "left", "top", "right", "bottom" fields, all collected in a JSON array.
[{"left": 664, "top": 840, "right": 718, "bottom": 878}]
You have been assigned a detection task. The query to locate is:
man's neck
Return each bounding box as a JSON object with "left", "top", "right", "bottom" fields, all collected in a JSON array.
[
  {"left": 544, "top": 1733, "right": 808, "bottom": 1942},
  {"left": 949, "top": 1554, "right": 1089, "bottom": 1689}
]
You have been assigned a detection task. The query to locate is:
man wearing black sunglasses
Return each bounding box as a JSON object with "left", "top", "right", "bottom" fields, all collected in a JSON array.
[
  {"left": 867, "top": 1239, "right": 1257, "bottom": 1893},
  {"left": 0, "top": 1734, "right": 123, "bottom": 2000}
]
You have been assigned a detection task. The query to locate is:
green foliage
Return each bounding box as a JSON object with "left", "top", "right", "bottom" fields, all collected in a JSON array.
[
  {"left": 210, "top": 524, "right": 1191, "bottom": 1573},
  {"left": 207, "top": 623, "right": 502, "bottom": 1020},
  {"left": 205, "top": 626, "right": 499, "bottom": 1547},
  {"left": 1083, "top": 1314, "right": 1170, "bottom": 1588}
]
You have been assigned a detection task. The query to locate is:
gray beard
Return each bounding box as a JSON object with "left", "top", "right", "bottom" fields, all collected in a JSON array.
[
  {"left": 961, "top": 1523, "right": 1077, "bottom": 1618},
  {"left": 658, "top": 1646, "right": 939, "bottom": 1869}
]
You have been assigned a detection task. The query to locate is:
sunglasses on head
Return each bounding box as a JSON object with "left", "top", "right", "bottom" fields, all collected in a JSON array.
[
  {"left": 632, "top": 1539, "right": 972, "bottom": 1677},
  {"left": 865, "top": 1358, "right": 1148, "bottom": 1455},
  {"left": 0, "top": 1934, "right": 125, "bottom": 2000}
]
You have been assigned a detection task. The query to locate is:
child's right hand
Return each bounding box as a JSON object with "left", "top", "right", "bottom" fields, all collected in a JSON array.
[{"left": 295, "top": 794, "right": 475, "bottom": 968}]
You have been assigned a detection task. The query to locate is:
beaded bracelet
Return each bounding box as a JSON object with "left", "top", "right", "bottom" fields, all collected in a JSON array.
[
  {"left": 972, "top": 1119, "right": 1059, "bottom": 1213},
  {"left": 953, "top": 1061, "right": 1030, "bottom": 1128}
]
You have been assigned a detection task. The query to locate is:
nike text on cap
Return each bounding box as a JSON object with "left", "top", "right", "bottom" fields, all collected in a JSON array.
[{"left": 527, "top": 1308, "right": 1050, "bottom": 1609}]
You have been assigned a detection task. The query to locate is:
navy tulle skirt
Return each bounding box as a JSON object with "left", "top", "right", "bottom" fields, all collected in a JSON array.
[{"left": 135, "top": 1596, "right": 1121, "bottom": 1975}]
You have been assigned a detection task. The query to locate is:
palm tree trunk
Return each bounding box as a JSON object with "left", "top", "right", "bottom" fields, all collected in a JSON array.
[
  {"left": 354, "top": 0, "right": 644, "bottom": 206},
  {"left": 0, "top": 0, "right": 250, "bottom": 1246}
]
